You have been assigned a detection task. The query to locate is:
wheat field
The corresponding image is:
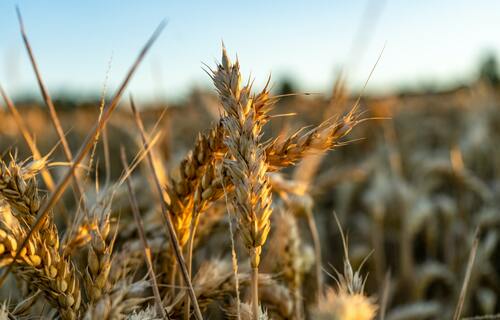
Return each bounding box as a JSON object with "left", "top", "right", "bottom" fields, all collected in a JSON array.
[{"left": 0, "top": 12, "right": 499, "bottom": 320}]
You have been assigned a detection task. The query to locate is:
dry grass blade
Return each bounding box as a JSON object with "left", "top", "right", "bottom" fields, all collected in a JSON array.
[
  {"left": 0, "top": 21, "right": 165, "bottom": 288},
  {"left": 129, "top": 96, "right": 203, "bottom": 320},
  {"left": 453, "top": 228, "right": 480, "bottom": 320},
  {"left": 121, "top": 148, "right": 168, "bottom": 319},
  {"left": 16, "top": 7, "right": 89, "bottom": 213}
]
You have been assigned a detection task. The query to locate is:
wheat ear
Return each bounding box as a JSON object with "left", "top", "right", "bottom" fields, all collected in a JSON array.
[
  {"left": 84, "top": 198, "right": 114, "bottom": 304},
  {"left": 0, "top": 164, "right": 81, "bottom": 320}
]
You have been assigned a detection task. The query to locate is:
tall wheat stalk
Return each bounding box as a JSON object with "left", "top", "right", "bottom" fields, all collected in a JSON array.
[{"left": 213, "top": 48, "right": 273, "bottom": 319}]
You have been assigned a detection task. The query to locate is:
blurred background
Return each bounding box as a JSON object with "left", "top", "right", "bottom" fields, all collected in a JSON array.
[
  {"left": 1, "top": 0, "right": 500, "bottom": 318},
  {"left": 1, "top": 0, "right": 500, "bottom": 102}
]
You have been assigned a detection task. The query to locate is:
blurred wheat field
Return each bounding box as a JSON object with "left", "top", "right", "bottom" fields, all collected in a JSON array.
[{"left": 0, "top": 12, "right": 500, "bottom": 320}]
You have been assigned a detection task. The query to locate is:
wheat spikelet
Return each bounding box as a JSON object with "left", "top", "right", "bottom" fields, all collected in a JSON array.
[
  {"left": 0, "top": 160, "right": 82, "bottom": 319},
  {"left": 310, "top": 214, "right": 377, "bottom": 320},
  {"left": 62, "top": 221, "right": 97, "bottom": 256},
  {"left": 168, "top": 46, "right": 275, "bottom": 319},
  {"left": 0, "top": 158, "right": 45, "bottom": 221},
  {"left": 0, "top": 289, "right": 41, "bottom": 318},
  {"left": 166, "top": 120, "right": 226, "bottom": 246},
  {"left": 84, "top": 196, "right": 114, "bottom": 303},
  {"left": 265, "top": 111, "right": 360, "bottom": 170}
]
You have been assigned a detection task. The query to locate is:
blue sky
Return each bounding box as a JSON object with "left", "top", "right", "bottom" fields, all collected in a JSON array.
[{"left": 0, "top": 0, "right": 499, "bottom": 102}]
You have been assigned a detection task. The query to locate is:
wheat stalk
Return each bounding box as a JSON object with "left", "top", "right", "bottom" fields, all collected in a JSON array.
[
  {"left": 162, "top": 72, "right": 271, "bottom": 317},
  {"left": 129, "top": 97, "right": 203, "bottom": 320},
  {"left": 121, "top": 149, "right": 168, "bottom": 319},
  {"left": 214, "top": 47, "right": 273, "bottom": 320},
  {"left": 265, "top": 210, "right": 305, "bottom": 317}
]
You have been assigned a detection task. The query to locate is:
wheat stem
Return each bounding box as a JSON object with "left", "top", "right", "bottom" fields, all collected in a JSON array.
[
  {"left": 306, "top": 208, "right": 323, "bottom": 299},
  {"left": 129, "top": 96, "right": 203, "bottom": 320},
  {"left": 251, "top": 266, "right": 259, "bottom": 320},
  {"left": 121, "top": 148, "right": 169, "bottom": 319},
  {"left": 184, "top": 209, "right": 201, "bottom": 320}
]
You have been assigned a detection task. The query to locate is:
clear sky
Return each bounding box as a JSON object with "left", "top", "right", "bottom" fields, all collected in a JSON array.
[{"left": 0, "top": 0, "right": 499, "bottom": 102}]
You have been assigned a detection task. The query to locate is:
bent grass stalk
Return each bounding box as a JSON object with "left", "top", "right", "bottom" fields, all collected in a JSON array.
[
  {"left": 121, "top": 148, "right": 168, "bottom": 319},
  {"left": 17, "top": 8, "right": 89, "bottom": 214},
  {"left": 129, "top": 96, "right": 203, "bottom": 320}
]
